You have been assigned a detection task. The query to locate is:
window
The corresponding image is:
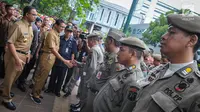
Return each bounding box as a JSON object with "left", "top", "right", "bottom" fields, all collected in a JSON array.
[
  {"left": 121, "top": 16, "right": 126, "bottom": 28},
  {"left": 114, "top": 14, "right": 119, "bottom": 26},
  {"left": 142, "top": 5, "right": 149, "bottom": 9},
  {"left": 154, "top": 10, "right": 163, "bottom": 14},
  {"left": 107, "top": 11, "right": 111, "bottom": 23},
  {"left": 89, "top": 13, "right": 94, "bottom": 20},
  {"left": 100, "top": 9, "right": 104, "bottom": 21}
]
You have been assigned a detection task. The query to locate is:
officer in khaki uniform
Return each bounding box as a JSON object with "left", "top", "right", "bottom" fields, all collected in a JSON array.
[
  {"left": 81, "top": 28, "right": 125, "bottom": 112},
  {"left": 93, "top": 37, "right": 146, "bottom": 112},
  {"left": 31, "top": 19, "right": 73, "bottom": 104},
  {"left": 131, "top": 14, "right": 200, "bottom": 112},
  {"left": 0, "top": 6, "right": 37, "bottom": 110}
]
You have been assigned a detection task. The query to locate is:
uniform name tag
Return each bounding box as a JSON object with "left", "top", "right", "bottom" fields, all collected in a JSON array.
[
  {"left": 83, "top": 72, "right": 86, "bottom": 76},
  {"left": 24, "top": 33, "right": 28, "bottom": 36},
  {"left": 163, "top": 88, "right": 182, "bottom": 102},
  {"left": 66, "top": 48, "right": 69, "bottom": 53}
]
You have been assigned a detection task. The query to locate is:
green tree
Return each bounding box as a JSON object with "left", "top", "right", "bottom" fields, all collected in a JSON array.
[
  {"left": 142, "top": 9, "right": 193, "bottom": 46},
  {"left": 7, "top": 0, "right": 100, "bottom": 22}
]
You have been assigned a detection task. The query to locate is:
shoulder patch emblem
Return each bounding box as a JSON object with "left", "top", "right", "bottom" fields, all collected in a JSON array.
[{"left": 127, "top": 86, "right": 139, "bottom": 101}]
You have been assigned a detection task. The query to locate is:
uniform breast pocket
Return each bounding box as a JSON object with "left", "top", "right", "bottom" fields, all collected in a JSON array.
[
  {"left": 108, "top": 78, "right": 123, "bottom": 106},
  {"left": 150, "top": 91, "right": 178, "bottom": 112},
  {"left": 21, "top": 35, "right": 30, "bottom": 44}
]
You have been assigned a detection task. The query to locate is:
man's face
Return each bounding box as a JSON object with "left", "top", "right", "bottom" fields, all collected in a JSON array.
[
  {"left": 36, "top": 21, "right": 42, "bottom": 28},
  {"left": 160, "top": 26, "right": 191, "bottom": 56},
  {"left": 105, "top": 38, "right": 112, "bottom": 52},
  {"left": 65, "top": 30, "right": 73, "bottom": 37},
  {"left": 117, "top": 45, "right": 132, "bottom": 65},
  {"left": 87, "top": 39, "right": 93, "bottom": 48},
  {"left": 144, "top": 55, "right": 154, "bottom": 65},
  {"left": 6, "top": 7, "right": 15, "bottom": 15},
  {"left": 27, "top": 9, "right": 37, "bottom": 22},
  {"left": 153, "top": 60, "right": 160, "bottom": 66},
  {"left": 43, "top": 17, "right": 49, "bottom": 25},
  {"left": 0, "top": 3, "right": 6, "bottom": 14},
  {"left": 56, "top": 23, "right": 66, "bottom": 33}
]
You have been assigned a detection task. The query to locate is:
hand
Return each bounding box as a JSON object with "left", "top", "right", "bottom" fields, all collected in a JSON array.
[
  {"left": 82, "top": 57, "right": 86, "bottom": 63},
  {"left": 15, "top": 58, "right": 25, "bottom": 71},
  {"left": 36, "top": 53, "right": 39, "bottom": 59},
  {"left": 26, "top": 53, "right": 32, "bottom": 63},
  {"left": 4, "top": 45, "right": 8, "bottom": 52},
  {"left": 64, "top": 60, "right": 73, "bottom": 68},
  {"left": 71, "top": 60, "right": 77, "bottom": 66}
]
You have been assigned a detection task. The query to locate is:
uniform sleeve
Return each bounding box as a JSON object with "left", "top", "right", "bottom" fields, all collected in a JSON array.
[
  {"left": 7, "top": 24, "right": 21, "bottom": 44},
  {"left": 89, "top": 50, "right": 98, "bottom": 74},
  {"left": 188, "top": 98, "right": 200, "bottom": 112},
  {"left": 72, "top": 40, "right": 77, "bottom": 54},
  {"left": 46, "top": 32, "right": 56, "bottom": 49},
  {"left": 30, "top": 26, "right": 39, "bottom": 55},
  {"left": 93, "top": 83, "right": 121, "bottom": 112}
]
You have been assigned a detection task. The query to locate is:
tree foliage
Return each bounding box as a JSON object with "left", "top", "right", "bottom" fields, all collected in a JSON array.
[
  {"left": 7, "top": 0, "right": 100, "bottom": 22},
  {"left": 142, "top": 9, "right": 193, "bottom": 46}
]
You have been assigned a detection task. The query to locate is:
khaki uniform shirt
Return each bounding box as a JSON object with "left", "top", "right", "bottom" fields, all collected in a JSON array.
[
  {"left": 93, "top": 64, "right": 144, "bottom": 112},
  {"left": 7, "top": 19, "right": 33, "bottom": 52},
  {"left": 0, "top": 16, "right": 14, "bottom": 47},
  {"left": 41, "top": 29, "right": 60, "bottom": 53},
  {"left": 132, "top": 62, "right": 200, "bottom": 112}
]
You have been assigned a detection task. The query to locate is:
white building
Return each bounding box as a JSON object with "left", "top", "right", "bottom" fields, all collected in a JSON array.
[
  {"left": 133, "top": 0, "right": 200, "bottom": 23},
  {"left": 85, "top": 0, "right": 199, "bottom": 35},
  {"left": 85, "top": 0, "right": 131, "bottom": 34}
]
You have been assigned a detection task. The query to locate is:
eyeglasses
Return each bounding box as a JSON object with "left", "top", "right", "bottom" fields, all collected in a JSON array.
[
  {"left": 60, "top": 26, "right": 66, "bottom": 28},
  {"left": 29, "top": 13, "right": 37, "bottom": 17}
]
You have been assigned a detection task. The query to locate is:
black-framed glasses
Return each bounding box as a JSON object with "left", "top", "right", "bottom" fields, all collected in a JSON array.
[
  {"left": 60, "top": 25, "right": 66, "bottom": 28},
  {"left": 29, "top": 13, "right": 37, "bottom": 17}
]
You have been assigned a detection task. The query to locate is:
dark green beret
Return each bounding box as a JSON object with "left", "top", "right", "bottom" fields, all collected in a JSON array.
[
  {"left": 167, "top": 14, "right": 200, "bottom": 33},
  {"left": 87, "top": 33, "right": 101, "bottom": 39},
  {"left": 119, "top": 37, "right": 146, "bottom": 50},
  {"left": 107, "top": 28, "right": 125, "bottom": 41}
]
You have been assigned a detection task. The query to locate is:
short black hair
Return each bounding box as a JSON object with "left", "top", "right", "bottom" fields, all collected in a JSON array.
[
  {"left": 55, "top": 19, "right": 65, "bottom": 26},
  {"left": 107, "top": 36, "right": 120, "bottom": 47},
  {"left": 23, "top": 6, "right": 36, "bottom": 16},
  {"left": 5, "top": 4, "right": 13, "bottom": 10}
]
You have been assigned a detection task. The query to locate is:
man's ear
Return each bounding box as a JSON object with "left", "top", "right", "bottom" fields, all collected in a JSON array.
[{"left": 187, "top": 35, "right": 198, "bottom": 47}]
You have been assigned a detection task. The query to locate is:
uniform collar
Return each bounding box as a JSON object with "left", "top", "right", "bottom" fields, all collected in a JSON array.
[
  {"left": 52, "top": 28, "right": 60, "bottom": 36},
  {"left": 175, "top": 61, "right": 198, "bottom": 78},
  {"left": 127, "top": 62, "right": 141, "bottom": 72},
  {"left": 22, "top": 18, "right": 31, "bottom": 26}
]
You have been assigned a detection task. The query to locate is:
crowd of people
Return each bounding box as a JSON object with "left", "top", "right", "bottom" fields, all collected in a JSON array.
[{"left": 1, "top": 1, "right": 200, "bottom": 112}]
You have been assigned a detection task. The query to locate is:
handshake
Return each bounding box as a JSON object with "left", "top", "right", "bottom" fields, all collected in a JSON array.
[{"left": 63, "top": 60, "right": 83, "bottom": 68}]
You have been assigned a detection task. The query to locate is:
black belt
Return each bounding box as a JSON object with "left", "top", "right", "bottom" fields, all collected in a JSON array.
[
  {"left": 41, "top": 50, "right": 51, "bottom": 54},
  {"left": 89, "top": 87, "right": 99, "bottom": 94},
  {"left": 16, "top": 50, "right": 28, "bottom": 55}
]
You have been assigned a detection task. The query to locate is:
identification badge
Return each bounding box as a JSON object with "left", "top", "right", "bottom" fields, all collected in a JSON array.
[
  {"left": 96, "top": 72, "right": 102, "bottom": 79},
  {"left": 83, "top": 72, "right": 86, "bottom": 76},
  {"left": 65, "top": 48, "right": 69, "bottom": 53}
]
